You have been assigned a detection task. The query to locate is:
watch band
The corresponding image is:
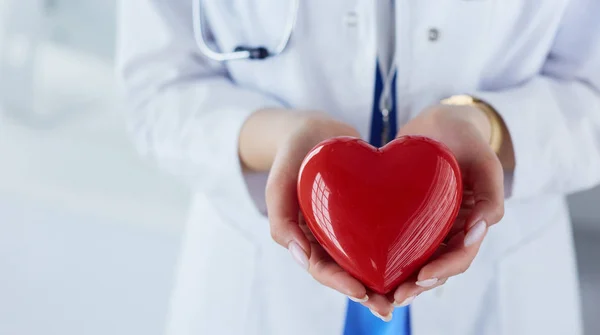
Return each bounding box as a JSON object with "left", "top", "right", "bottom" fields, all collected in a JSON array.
[{"left": 441, "top": 95, "right": 503, "bottom": 154}]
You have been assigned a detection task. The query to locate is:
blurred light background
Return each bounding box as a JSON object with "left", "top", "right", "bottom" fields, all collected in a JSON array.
[{"left": 0, "top": 1, "right": 598, "bottom": 334}]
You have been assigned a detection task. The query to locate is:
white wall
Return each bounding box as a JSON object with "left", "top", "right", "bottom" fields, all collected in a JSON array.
[{"left": 46, "top": 0, "right": 116, "bottom": 59}]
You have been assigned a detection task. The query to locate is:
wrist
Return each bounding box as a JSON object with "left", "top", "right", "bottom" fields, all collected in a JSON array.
[
  {"left": 465, "top": 105, "right": 493, "bottom": 144},
  {"left": 293, "top": 113, "right": 360, "bottom": 143},
  {"left": 239, "top": 108, "right": 304, "bottom": 171},
  {"left": 440, "top": 95, "right": 502, "bottom": 154}
]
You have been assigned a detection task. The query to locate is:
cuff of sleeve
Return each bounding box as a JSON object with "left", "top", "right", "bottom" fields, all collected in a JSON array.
[
  {"left": 474, "top": 82, "right": 555, "bottom": 200},
  {"left": 194, "top": 89, "right": 284, "bottom": 223}
]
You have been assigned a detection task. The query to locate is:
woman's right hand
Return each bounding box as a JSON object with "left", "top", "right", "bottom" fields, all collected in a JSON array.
[{"left": 261, "top": 112, "right": 396, "bottom": 321}]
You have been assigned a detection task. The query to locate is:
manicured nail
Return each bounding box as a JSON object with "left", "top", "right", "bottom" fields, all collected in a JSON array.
[
  {"left": 464, "top": 220, "right": 487, "bottom": 247},
  {"left": 370, "top": 309, "right": 393, "bottom": 322},
  {"left": 288, "top": 241, "right": 309, "bottom": 271},
  {"left": 349, "top": 294, "right": 369, "bottom": 303},
  {"left": 394, "top": 295, "right": 416, "bottom": 307},
  {"left": 416, "top": 278, "right": 438, "bottom": 288}
]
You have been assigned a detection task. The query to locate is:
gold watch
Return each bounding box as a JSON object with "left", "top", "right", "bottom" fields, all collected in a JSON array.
[{"left": 441, "top": 94, "right": 503, "bottom": 154}]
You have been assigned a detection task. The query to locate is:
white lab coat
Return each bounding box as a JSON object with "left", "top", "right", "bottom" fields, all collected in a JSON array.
[{"left": 116, "top": 1, "right": 600, "bottom": 334}]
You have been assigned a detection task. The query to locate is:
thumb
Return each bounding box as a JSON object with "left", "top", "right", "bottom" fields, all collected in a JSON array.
[
  {"left": 464, "top": 151, "right": 505, "bottom": 232},
  {"left": 265, "top": 148, "right": 312, "bottom": 265}
]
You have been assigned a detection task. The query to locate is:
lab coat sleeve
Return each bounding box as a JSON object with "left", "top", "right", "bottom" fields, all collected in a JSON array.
[
  {"left": 116, "top": 0, "right": 283, "bottom": 215},
  {"left": 475, "top": 0, "right": 600, "bottom": 200}
]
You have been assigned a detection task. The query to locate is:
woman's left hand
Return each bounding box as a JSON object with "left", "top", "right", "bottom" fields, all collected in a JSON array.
[{"left": 391, "top": 104, "right": 505, "bottom": 307}]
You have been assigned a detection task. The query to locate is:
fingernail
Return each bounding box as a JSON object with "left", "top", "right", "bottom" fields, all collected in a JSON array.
[
  {"left": 370, "top": 309, "right": 393, "bottom": 322},
  {"left": 416, "top": 278, "right": 438, "bottom": 288},
  {"left": 464, "top": 220, "right": 487, "bottom": 247},
  {"left": 288, "top": 241, "right": 309, "bottom": 271},
  {"left": 349, "top": 294, "right": 369, "bottom": 303},
  {"left": 393, "top": 295, "right": 416, "bottom": 308}
]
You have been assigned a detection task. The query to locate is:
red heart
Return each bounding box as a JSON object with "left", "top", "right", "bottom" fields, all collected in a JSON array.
[{"left": 297, "top": 136, "right": 462, "bottom": 294}]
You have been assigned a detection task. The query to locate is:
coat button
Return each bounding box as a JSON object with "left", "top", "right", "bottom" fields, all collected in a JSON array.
[
  {"left": 344, "top": 11, "right": 359, "bottom": 27},
  {"left": 428, "top": 28, "right": 440, "bottom": 41}
]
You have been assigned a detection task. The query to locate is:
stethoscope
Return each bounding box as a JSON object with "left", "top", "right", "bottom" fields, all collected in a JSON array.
[
  {"left": 192, "top": 0, "right": 300, "bottom": 61},
  {"left": 193, "top": 0, "right": 396, "bottom": 144}
]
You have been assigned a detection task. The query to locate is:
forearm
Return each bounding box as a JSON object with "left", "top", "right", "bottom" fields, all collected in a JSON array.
[
  {"left": 239, "top": 109, "right": 305, "bottom": 172},
  {"left": 434, "top": 101, "right": 515, "bottom": 173},
  {"left": 239, "top": 110, "right": 360, "bottom": 172}
]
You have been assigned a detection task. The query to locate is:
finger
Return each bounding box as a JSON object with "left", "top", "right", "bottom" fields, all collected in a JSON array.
[
  {"left": 417, "top": 226, "right": 487, "bottom": 283},
  {"left": 299, "top": 218, "right": 318, "bottom": 243},
  {"left": 461, "top": 192, "right": 475, "bottom": 208},
  {"left": 392, "top": 275, "right": 420, "bottom": 307},
  {"left": 416, "top": 277, "right": 448, "bottom": 295},
  {"left": 463, "top": 151, "right": 504, "bottom": 231},
  {"left": 445, "top": 209, "right": 469, "bottom": 242},
  {"left": 430, "top": 240, "right": 450, "bottom": 260},
  {"left": 362, "top": 291, "right": 394, "bottom": 321},
  {"left": 392, "top": 276, "right": 448, "bottom": 307},
  {"left": 307, "top": 243, "right": 368, "bottom": 301},
  {"left": 265, "top": 147, "right": 311, "bottom": 260}
]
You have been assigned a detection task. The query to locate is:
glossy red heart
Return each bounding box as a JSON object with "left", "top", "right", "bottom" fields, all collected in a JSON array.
[{"left": 297, "top": 136, "right": 462, "bottom": 294}]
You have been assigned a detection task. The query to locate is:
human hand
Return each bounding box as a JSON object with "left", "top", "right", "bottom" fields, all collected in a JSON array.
[
  {"left": 265, "top": 113, "right": 396, "bottom": 320},
  {"left": 391, "top": 104, "right": 505, "bottom": 307}
]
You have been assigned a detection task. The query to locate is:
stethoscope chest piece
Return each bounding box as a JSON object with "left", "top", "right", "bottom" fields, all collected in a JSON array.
[
  {"left": 192, "top": 0, "right": 299, "bottom": 61},
  {"left": 233, "top": 46, "right": 270, "bottom": 60}
]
